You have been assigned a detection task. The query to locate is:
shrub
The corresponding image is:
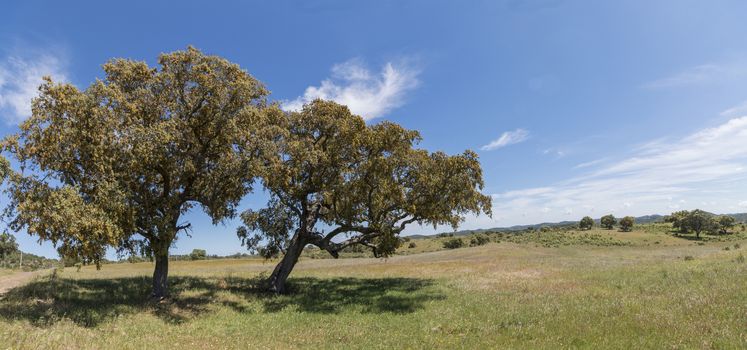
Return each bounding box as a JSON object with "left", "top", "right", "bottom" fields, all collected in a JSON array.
[
  {"left": 579, "top": 216, "right": 594, "bottom": 230},
  {"left": 619, "top": 216, "right": 635, "bottom": 232},
  {"left": 684, "top": 255, "right": 695, "bottom": 261},
  {"left": 717, "top": 216, "right": 736, "bottom": 234},
  {"left": 0, "top": 232, "right": 18, "bottom": 259},
  {"left": 189, "top": 249, "right": 207, "bottom": 260},
  {"left": 442, "top": 238, "right": 464, "bottom": 249},
  {"left": 600, "top": 214, "right": 616, "bottom": 230},
  {"left": 408, "top": 242, "right": 417, "bottom": 249},
  {"left": 470, "top": 235, "right": 490, "bottom": 247}
]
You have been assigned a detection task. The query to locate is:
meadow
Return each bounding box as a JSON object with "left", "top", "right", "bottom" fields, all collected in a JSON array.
[{"left": 1, "top": 226, "right": 746, "bottom": 349}]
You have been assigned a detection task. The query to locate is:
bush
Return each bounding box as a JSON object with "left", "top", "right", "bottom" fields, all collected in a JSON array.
[
  {"left": 600, "top": 214, "right": 616, "bottom": 230},
  {"left": 619, "top": 216, "right": 635, "bottom": 232},
  {"left": 579, "top": 216, "right": 594, "bottom": 230},
  {"left": 0, "top": 232, "right": 18, "bottom": 259},
  {"left": 684, "top": 255, "right": 695, "bottom": 261},
  {"left": 408, "top": 242, "right": 417, "bottom": 249},
  {"left": 189, "top": 249, "right": 207, "bottom": 260},
  {"left": 470, "top": 235, "right": 490, "bottom": 247},
  {"left": 442, "top": 238, "right": 464, "bottom": 249}
]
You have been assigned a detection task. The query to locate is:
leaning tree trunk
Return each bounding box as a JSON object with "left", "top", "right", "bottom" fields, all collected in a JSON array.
[
  {"left": 152, "top": 251, "right": 169, "bottom": 300},
  {"left": 267, "top": 235, "right": 306, "bottom": 294}
]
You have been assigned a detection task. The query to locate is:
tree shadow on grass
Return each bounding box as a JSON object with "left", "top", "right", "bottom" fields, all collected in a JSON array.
[
  {"left": 0, "top": 274, "right": 442, "bottom": 328},
  {"left": 671, "top": 234, "right": 705, "bottom": 241}
]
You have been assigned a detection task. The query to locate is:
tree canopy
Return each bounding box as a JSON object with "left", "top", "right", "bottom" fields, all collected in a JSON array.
[
  {"left": 237, "top": 100, "right": 492, "bottom": 293},
  {"left": 600, "top": 214, "right": 616, "bottom": 230},
  {"left": 619, "top": 216, "right": 634, "bottom": 232},
  {"left": 665, "top": 210, "right": 736, "bottom": 237},
  {"left": 579, "top": 216, "right": 594, "bottom": 230},
  {"left": 0, "top": 232, "right": 18, "bottom": 259},
  {"left": 2, "top": 47, "right": 275, "bottom": 298}
]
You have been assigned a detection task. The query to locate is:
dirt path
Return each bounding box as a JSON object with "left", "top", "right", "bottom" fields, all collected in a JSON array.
[{"left": 0, "top": 270, "right": 48, "bottom": 296}]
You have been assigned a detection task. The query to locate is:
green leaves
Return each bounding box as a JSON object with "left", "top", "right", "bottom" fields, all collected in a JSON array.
[
  {"left": 579, "top": 216, "right": 594, "bottom": 230},
  {"left": 239, "top": 99, "right": 492, "bottom": 259},
  {"left": 619, "top": 216, "right": 635, "bottom": 232},
  {"left": 600, "top": 214, "right": 616, "bottom": 229},
  {"left": 3, "top": 47, "right": 273, "bottom": 267}
]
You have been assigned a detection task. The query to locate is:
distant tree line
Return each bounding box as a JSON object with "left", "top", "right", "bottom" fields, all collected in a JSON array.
[
  {"left": 0, "top": 232, "right": 59, "bottom": 270},
  {"left": 577, "top": 214, "right": 635, "bottom": 232},
  {"left": 664, "top": 209, "right": 737, "bottom": 238}
]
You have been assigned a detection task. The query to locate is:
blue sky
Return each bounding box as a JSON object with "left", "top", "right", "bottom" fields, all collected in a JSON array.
[{"left": 3, "top": 0, "right": 747, "bottom": 258}]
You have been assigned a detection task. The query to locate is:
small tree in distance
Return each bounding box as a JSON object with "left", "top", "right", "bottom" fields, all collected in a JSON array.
[
  {"left": 579, "top": 216, "right": 594, "bottom": 230},
  {"left": 600, "top": 214, "right": 616, "bottom": 230},
  {"left": 189, "top": 249, "right": 207, "bottom": 260},
  {"left": 619, "top": 216, "right": 634, "bottom": 232},
  {"left": 684, "top": 209, "right": 715, "bottom": 238},
  {"left": 664, "top": 210, "right": 690, "bottom": 233},
  {"left": 0, "top": 232, "right": 18, "bottom": 259},
  {"left": 717, "top": 216, "right": 736, "bottom": 235}
]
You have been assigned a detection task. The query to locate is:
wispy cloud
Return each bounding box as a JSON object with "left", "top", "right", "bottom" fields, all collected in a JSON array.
[
  {"left": 643, "top": 61, "right": 747, "bottom": 89},
  {"left": 0, "top": 50, "right": 67, "bottom": 123},
  {"left": 573, "top": 157, "right": 607, "bottom": 169},
  {"left": 480, "top": 129, "right": 529, "bottom": 151},
  {"left": 472, "top": 115, "right": 747, "bottom": 227},
  {"left": 721, "top": 100, "right": 747, "bottom": 117},
  {"left": 283, "top": 58, "right": 420, "bottom": 120}
]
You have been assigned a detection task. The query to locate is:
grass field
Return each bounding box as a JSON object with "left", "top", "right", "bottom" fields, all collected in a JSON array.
[{"left": 1, "top": 227, "right": 747, "bottom": 349}]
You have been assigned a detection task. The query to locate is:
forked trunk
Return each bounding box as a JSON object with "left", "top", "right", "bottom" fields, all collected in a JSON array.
[
  {"left": 267, "top": 235, "right": 305, "bottom": 294},
  {"left": 152, "top": 252, "right": 169, "bottom": 300}
]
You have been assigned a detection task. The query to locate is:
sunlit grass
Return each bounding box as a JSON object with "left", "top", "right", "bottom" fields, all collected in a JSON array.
[{"left": 1, "top": 227, "right": 747, "bottom": 348}]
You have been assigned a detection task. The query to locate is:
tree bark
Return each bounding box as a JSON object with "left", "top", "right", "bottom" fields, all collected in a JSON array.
[
  {"left": 152, "top": 251, "right": 169, "bottom": 300},
  {"left": 267, "top": 234, "right": 305, "bottom": 294}
]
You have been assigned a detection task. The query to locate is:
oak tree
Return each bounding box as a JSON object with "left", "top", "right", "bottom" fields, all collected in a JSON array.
[
  {"left": 600, "top": 214, "right": 616, "bottom": 230},
  {"left": 0, "top": 232, "right": 18, "bottom": 259},
  {"left": 3, "top": 47, "right": 274, "bottom": 298},
  {"left": 579, "top": 216, "right": 594, "bottom": 230},
  {"left": 237, "top": 100, "right": 492, "bottom": 293},
  {"left": 619, "top": 216, "right": 634, "bottom": 232},
  {"left": 684, "top": 210, "right": 715, "bottom": 238},
  {"left": 716, "top": 215, "right": 736, "bottom": 235}
]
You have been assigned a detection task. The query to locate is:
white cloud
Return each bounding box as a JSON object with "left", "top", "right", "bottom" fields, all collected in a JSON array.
[
  {"left": 480, "top": 129, "right": 529, "bottom": 151},
  {"left": 542, "top": 148, "right": 566, "bottom": 158},
  {"left": 474, "top": 115, "right": 747, "bottom": 227},
  {"left": 721, "top": 100, "right": 747, "bottom": 117},
  {"left": 283, "top": 58, "right": 420, "bottom": 120},
  {"left": 0, "top": 52, "right": 67, "bottom": 123},
  {"left": 573, "top": 157, "right": 607, "bottom": 169},
  {"left": 643, "top": 61, "right": 747, "bottom": 89}
]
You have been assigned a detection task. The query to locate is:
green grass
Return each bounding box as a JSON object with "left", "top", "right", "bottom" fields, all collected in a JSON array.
[{"left": 2, "top": 226, "right": 747, "bottom": 348}]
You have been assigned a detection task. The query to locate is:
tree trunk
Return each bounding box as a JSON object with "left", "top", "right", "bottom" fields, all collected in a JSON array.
[
  {"left": 152, "top": 251, "right": 169, "bottom": 300},
  {"left": 267, "top": 234, "right": 305, "bottom": 294}
]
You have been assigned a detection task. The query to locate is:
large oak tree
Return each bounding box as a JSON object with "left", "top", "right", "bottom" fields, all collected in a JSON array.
[
  {"left": 2, "top": 47, "right": 275, "bottom": 298},
  {"left": 237, "top": 100, "right": 492, "bottom": 293}
]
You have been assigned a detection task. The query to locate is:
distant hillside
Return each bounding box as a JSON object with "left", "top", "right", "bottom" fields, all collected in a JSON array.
[
  {"left": 0, "top": 250, "right": 60, "bottom": 271},
  {"left": 414, "top": 213, "right": 745, "bottom": 239}
]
